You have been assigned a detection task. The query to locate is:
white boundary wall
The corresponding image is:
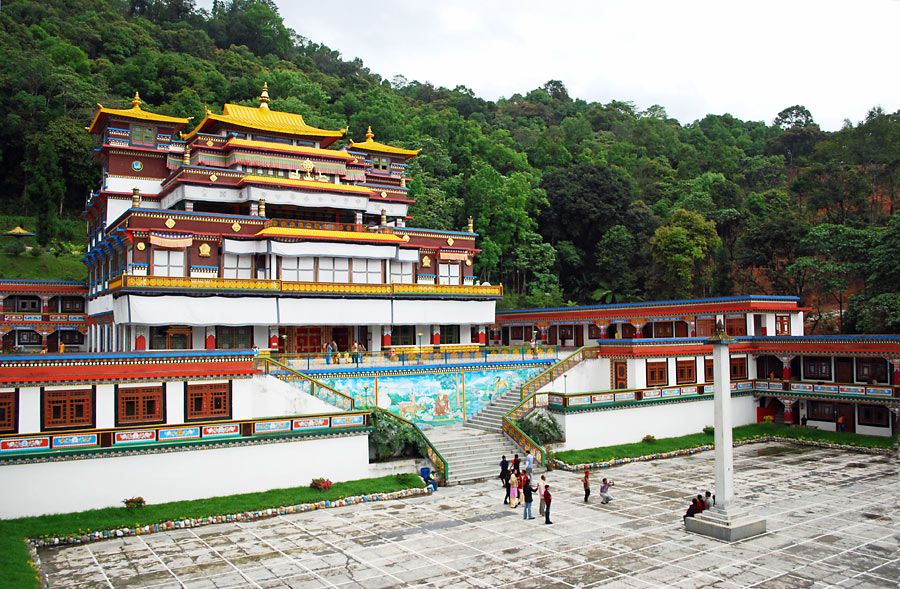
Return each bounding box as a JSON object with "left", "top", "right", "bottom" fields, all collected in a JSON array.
[
  {"left": 538, "top": 358, "right": 610, "bottom": 393},
  {"left": 0, "top": 434, "right": 370, "bottom": 518},
  {"left": 554, "top": 396, "right": 757, "bottom": 452}
]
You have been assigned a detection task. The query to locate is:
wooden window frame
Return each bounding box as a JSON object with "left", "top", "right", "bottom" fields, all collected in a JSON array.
[
  {"left": 439, "top": 325, "right": 460, "bottom": 345},
  {"left": 855, "top": 359, "right": 888, "bottom": 384},
  {"left": 858, "top": 404, "right": 889, "bottom": 428},
  {"left": 807, "top": 401, "right": 834, "bottom": 421},
  {"left": 676, "top": 359, "right": 696, "bottom": 385},
  {"left": 510, "top": 326, "right": 524, "bottom": 340},
  {"left": 115, "top": 385, "right": 165, "bottom": 427},
  {"left": 730, "top": 356, "right": 748, "bottom": 380},
  {"left": 41, "top": 387, "right": 95, "bottom": 431},
  {"left": 725, "top": 317, "right": 747, "bottom": 337},
  {"left": 695, "top": 318, "right": 716, "bottom": 338},
  {"left": 705, "top": 358, "right": 714, "bottom": 382},
  {"left": 184, "top": 382, "right": 232, "bottom": 422},
  {"left": 775, "top": 314, "right": 791, "bottom": 336},
  {"left": 646, "top": 361, "right": 668, "bottom": 387},
  {"left": 803, "top": 357, "right": 832, "bottom": 381},
  {"left": 587, "top": 324, "right": 602, "bottom": 339},
  {"left": 0, "top": 389, "right": 18, "bottom": 434}
]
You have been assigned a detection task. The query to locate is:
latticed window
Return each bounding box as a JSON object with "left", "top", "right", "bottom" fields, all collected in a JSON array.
[
  {"left": 439, "top": 325, "right": 460, "bottom": 345},
  {"left": 131, "top": 125, "right": 156, "bottom": 147},
  {"left": 803, "top": 357, "right": 832, "bottom": 380},
  {"left": 185, "top": 383, "right": 230, "bottom": 421},
  {"left": 695, "top": 318, "right": 716, "bottom": 337},
  {"left": 152, "top": 249, "right": 185, "bottom": 277},
  {"left": 730, "top": 356, "right": 748, "bottom": 380},
  {"left": 43, "top": 389, "right": 93, "bottom": 429},
  {"left": 216, "top": 326, "right": 252, "bottom": 349},
  {"left": 438, "top": 263, "right": 460, "bottom": 285},
  {"left": 281, "top": 256, "right": 314, "bottom": 282},
  {"left": 352, "top": 259, "right": 382, "bottom": 284},
  {"left": 775, "top": 315, "right": 791, "bottom": 335},
  {"left": 646, "top": 361, "right": 668, "bottom": 387},
  {"left": 725, "top": 317, "right": 747, "bottom": 336},
  {"left": 117, "top": 386, "right": 164, "bottom": 425},
  {"left": 856, "top": 359, "right": 888, "bottom": 383},
  {"left": 676, "top": 360, "right": 696, "bottom": 384},
  {"left": 0, "top": 391, "right": 16, "bottom": 433},
  {"left": 390, "top": 261, "right": 414, "bottom": 284},
  {"left": 705, "top": 358, "right": 714, "bottom": 382},
  {"left": 318, "top": 257, "right": 349, "bottom": 283},
  {"left": 222, "top": 253, "right": 252, "bottom": 279}
]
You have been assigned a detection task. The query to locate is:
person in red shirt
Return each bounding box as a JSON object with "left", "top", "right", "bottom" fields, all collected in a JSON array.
[{"left": 544, "top": 485, "right": 553, "bottom": 524}]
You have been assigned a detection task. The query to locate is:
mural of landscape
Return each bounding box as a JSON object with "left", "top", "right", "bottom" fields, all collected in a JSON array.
[{"left": 319, "top": 366, "right": 547, "bottom": 426}]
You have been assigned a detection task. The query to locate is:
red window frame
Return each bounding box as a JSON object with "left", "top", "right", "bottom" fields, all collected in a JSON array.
[
  {"left": 725, "top": 317, "right": 747, "bottom": 336},
  {"left": 116, "top": 385, "right": 165, "bottom": 426},
  {"left": 646, "top": 361, "right": 668, "bottom": 387},
  {"left": 705, "top": 358, "right": 714, "bottom": 382},
  {"left": 0, "top": 390, "right": 17, "bottom": 433},
  {"left": 695, "top": 319, "right": 716, "bottom": 338},
  {"left": 185, "top": 382, "right": 231, "bottom": 421},
  {"left": 730, "top": 357, "right": 748, "bottom": 380},
  {"left": 676, "top": 360, "right": 696, "bottom": 384},
  {"left": 42, "top": 388, "right": 94, "bottom": 430},
  {"left": 775, "top": 315, "right": 791, "bottom": 336}
]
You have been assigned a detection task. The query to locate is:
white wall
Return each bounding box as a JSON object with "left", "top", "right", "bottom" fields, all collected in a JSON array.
[
  {"left": 242, "top": 375, "right": 338, "bottom": 418},
  {"left": 555, "top": 395, "right": 757, "bottom": 451},
  {"left": 0, "top": 434, "right": 370, "bottom": 518},
  {"left": 538, "top": 358, "right": 609, "bottom": 393}
]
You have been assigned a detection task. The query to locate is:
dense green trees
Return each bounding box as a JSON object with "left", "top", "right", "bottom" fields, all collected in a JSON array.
[{"left": 0, "top": 0, "right": 897, "bottom": 332}]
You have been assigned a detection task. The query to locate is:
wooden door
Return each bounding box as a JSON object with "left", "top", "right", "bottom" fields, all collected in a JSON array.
[
  {"left": 295, "top": 327, "right": 322, "bottom": 353},
  {"left": 614, "top": 361, "right": 628, "bottom": 389},
  {"left": 575, "top": 325, "right": 584, "bottom": 347},
  {"left": 836, "top": 403, "right": 855, "bottom": 433},
  {"left": 835, "top": 358, "right": 853, "bottom": 384}
]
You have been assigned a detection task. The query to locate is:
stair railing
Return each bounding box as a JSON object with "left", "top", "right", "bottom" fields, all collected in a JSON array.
[
  {"left": 503, "top": 345, "right": 598, "bottom": 465},
  {"left": 372, "top": 407, "right": 449, "bottom": 484},
  {"left": 258, "top": 356, "right": 356, "bottom": 411}
]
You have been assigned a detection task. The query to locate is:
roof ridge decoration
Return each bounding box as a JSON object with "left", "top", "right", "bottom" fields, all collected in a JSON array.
[
  {"left": 259, "top": 82, "right": 270, "bottom": 110},
  {"left": 86, "top": 90, "right": 192, "bottom": 134},
  {"left": 349, "top": 127, "right": 421, "bottom": 158}
]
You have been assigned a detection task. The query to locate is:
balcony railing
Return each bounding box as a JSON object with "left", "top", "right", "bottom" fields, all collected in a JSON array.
[
  {"left": 274, "top": 345, "right": 558, "bottom": 371},
  {"left": 112, "top": 274, "right": 503, "bottom": 297}
]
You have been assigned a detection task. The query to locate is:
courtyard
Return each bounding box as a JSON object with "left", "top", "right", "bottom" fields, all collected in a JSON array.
[{"left": 38, "top": 443, "right": 898, "bottom": 588}]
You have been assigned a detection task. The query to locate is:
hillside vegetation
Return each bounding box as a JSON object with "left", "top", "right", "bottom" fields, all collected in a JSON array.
[{"left": 0, "top": 0, "right": 897, "bottom": 332}]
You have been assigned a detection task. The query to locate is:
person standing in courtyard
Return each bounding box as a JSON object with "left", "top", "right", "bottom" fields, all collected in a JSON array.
[
  {"left": 522, "top": 476, "right": 535, "bottom": 520},
  {"left": 544, "top": 484, "right": 553, "bottom": 524},
  {"left": 508, "top": 471, "right": 519, "bottom": 508},
  {"left": 524, "top": 450, "right": 534, "bottom": 479},
  {"left": 582, "top": 470, "right": 591, "bottom": 502},
  {"left": 537, "top": 474, "right": 547, "bottom": 517},
  {"left": 599, "top": 477, "right": 614, "bottom": 504},
  {"left": 500, "top": 455, "right": 510, "bottom": 505},
  {"left": 512, "top": 453, "right": 520, "bottom": 475}
]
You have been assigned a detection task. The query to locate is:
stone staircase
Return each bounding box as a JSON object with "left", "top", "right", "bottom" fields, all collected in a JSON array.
[{"left": 426, "top": 388, "right": 527, "bottom": 485}]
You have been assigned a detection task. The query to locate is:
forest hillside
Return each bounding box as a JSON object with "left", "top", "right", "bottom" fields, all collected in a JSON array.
[{"left": 0, "top": 0, "right": 897, "bottom": 332}]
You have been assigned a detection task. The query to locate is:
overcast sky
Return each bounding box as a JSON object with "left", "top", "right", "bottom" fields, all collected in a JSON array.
[{"left": 227, "top": 0, "right": 899, "bottom": 131}]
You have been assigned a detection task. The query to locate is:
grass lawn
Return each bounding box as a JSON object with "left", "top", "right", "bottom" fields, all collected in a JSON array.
[
  {"left": 0, "top": 473, "right": 424, "bottom": 589},
  {"left": 0, "top": 253, "right": 86, "bottom": 281},
  {"left": 554, "top": 423, "right": 897, "bottom": 466}
]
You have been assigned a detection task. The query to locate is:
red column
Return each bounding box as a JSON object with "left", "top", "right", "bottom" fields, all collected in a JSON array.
[
  {"left": 431, "top": 326, "right": 440, "bottom": 345},
  {"left": 782, "top": 361, "right": 792, "bottom": 381},
  {"left": 632, "top": 323, "right": 643, "bottom": 339},
  {"left": 892, "top": 360, "right": 900, "bottom": 386},
  {"left": 782, "top": 399, "right": 793, "bottom": 423},
  {"left": 135, "top": 334, "right": 146, "bottom": 351},
  {"left": 477, "top": 326, "right": 486, "bottom": 344},
  {"left": 382, "top": 327, "right": 391, "bottom": 348},
  {"left": 205, "top": 334, "right": 216, "bottom": 350},
  {"left": 599, "top": 324, "right": 608, "bottom": 339}
]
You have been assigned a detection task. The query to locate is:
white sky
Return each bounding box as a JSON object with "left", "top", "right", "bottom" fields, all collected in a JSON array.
[{"left": 213, "top": 0, "right": 899, "bottom": 131}]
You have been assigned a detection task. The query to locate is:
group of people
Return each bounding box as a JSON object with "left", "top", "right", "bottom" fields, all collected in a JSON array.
[
  {"left": 683, "top": 490, "right": 715, "bottom": 522},
  {"left": 581, "top": 471, "right": 614, "bottom": 504},
  {"left": 500, "top": 452, "right": 554, "bottom": 524},
  {"left": 322, "top": 340, "right": 367, "bottom": 365}
]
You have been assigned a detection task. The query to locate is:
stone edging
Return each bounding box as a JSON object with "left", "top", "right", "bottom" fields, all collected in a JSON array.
[
  {"left": 551, "top": 437, "right": 895, "bottom": 471},
  {"left": 27, "top": 486, "right": 431, "bottom": 549}
]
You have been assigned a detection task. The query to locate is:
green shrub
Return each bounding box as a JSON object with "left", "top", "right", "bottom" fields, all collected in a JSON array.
[
  {"left": 703, "top": 426, "right": 714, "bottom": 435},
  {"left": 642, "top": 434, "right": 656, "bottom": 443},
  {"left": 368, "top": 411, "right": 425, "bottom": 461},
  {"left": 516, "top": 412, "right": 564, "bottom": 446},
  {"left": 5, "top": 240, "right": 25, "bottom": 256}
]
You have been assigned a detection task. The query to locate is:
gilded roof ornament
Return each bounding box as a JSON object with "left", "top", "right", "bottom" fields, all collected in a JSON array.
[
  {"left": 259, "top": 82, "right": 270, "bottom": 110},
  {"left": 132, "top": 92, "right": 142, "bottom": 109},
  {"left": 366, "top": 126, "right": 375, "bottom": 141}
]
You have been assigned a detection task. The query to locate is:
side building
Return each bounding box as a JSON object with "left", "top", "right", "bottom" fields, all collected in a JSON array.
[
  {"left": 83, "top": 87, "right": 499, "bottom": 353},
  {"left": 0, "top": 280, "right": 87, "bottom": 352}
]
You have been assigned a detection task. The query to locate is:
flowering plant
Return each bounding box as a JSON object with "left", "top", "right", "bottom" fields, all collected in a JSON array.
[
  {"left": 310, "top": 478, "right": 333, "bottom": 491},
  {"left": 123, "top": 496, "right": 146, "bottom": 509}
]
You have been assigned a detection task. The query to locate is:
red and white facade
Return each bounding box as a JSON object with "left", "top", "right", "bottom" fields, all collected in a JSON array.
[{"left": 84, "top": 89, "right": 498, "bottom": 354}]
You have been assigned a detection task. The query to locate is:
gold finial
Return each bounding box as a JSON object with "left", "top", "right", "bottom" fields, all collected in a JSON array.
[
  {"left": 132, "top": 92, "right": 142, "bottom": 109},
  {"left": 205, "top": 106, "right": 211, "bottom": 115},
  {"left": 366, "top": 126, "right": 374, "bottom": 141},
  {"left": 182, "top": 144, "right": 191, "bottom": 166},
  {"left": 380, "top": 208, "right": 387, "bottom": 227},
  {"left": 467, "top": 216, "right": 474, "bottom": 233},
  {"left": 131, "top": 187, "right": 141, "bottom": 208},
  {"left": 258, "top": 198, "right": 266, "bottom": 218},
  {"left": 259, "top": 82, "right": 270, "bottom": 109}
]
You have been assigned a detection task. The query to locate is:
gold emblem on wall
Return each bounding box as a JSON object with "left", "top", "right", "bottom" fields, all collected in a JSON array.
[
  {"left": 198, "top": 243, "right": 211, "bottom": 257},
  {"left": 380, "top": 191, "right": 387, "bottom": 198},
  {"left": 422, "top": 255, "right": 431, "bottom": 268},
  {"left": 231, "top": 222, "right": 241, "bottom": 232},
  {"left": 465, "top": 257, "right": 472, "bottom": 267},
  {"left": 402, "top": 234, "right": 410, "bottom": 242},
  {"left": 209, "top": 174, "right": 218, "bottom": 182},
  {"left": 136, "top": 242, "right": 146, "bottom": 251},
  {"left": 165, "top": 218, "right": 176, "bottom": 229},
  {"left": 447, "top": 237, "right": 454, "bottom": 246},
  {"left": 206, "top": 139, "right": 214, "bottom": 147}
]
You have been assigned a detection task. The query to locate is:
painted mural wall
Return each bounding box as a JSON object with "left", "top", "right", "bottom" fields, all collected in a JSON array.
[{"left": 317, "top": 365, "right": 547, "bottom": 427}]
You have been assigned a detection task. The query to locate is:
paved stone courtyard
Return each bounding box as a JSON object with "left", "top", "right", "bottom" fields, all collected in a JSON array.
[{"left": 39, "top": 443, "right": 898, "bottom": 588}]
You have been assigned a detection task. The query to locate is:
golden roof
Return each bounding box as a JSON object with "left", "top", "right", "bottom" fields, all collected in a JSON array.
[
  {"left": 255, "top": 226, "right": 405, "bottom": 243},
  {"left": 225, "top": 137, "right": 354, "bottom": 160},
  {"left": 186, "top": 84, "right": 346, "bottom": 141},
  {"left": 240, "top": 175, "right": 373, "bottom": 195},
  {"left": 5, "top": 226, "right": 35, "bottom": 237},
  {"left": 86, "top": 92, "right": 192, "bottom": 134},
  {"left": 349, "top": 127, "right": 420, "bottom": 158}
]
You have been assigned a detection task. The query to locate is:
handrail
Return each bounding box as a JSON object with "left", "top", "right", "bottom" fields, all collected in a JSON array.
[
  {"left": 258, "top": 357, "right": 356, "bottom": 411},
  {"left": 518, "top": 345, "right": 595, "bottom": 400},
  {"left": 502, "top": 391, "right": 550, "bottom": 466},
  {"left": 372, "top": 407, "right": 449, "bottom": 484}
]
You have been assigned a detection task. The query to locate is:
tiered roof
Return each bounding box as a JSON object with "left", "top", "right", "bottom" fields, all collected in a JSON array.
[
  {"left": 86, "top": 92, "right": 191, "bottom": 134},
  {"left": 350, "top": 127, "right": 420, "bottom": 158}
]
